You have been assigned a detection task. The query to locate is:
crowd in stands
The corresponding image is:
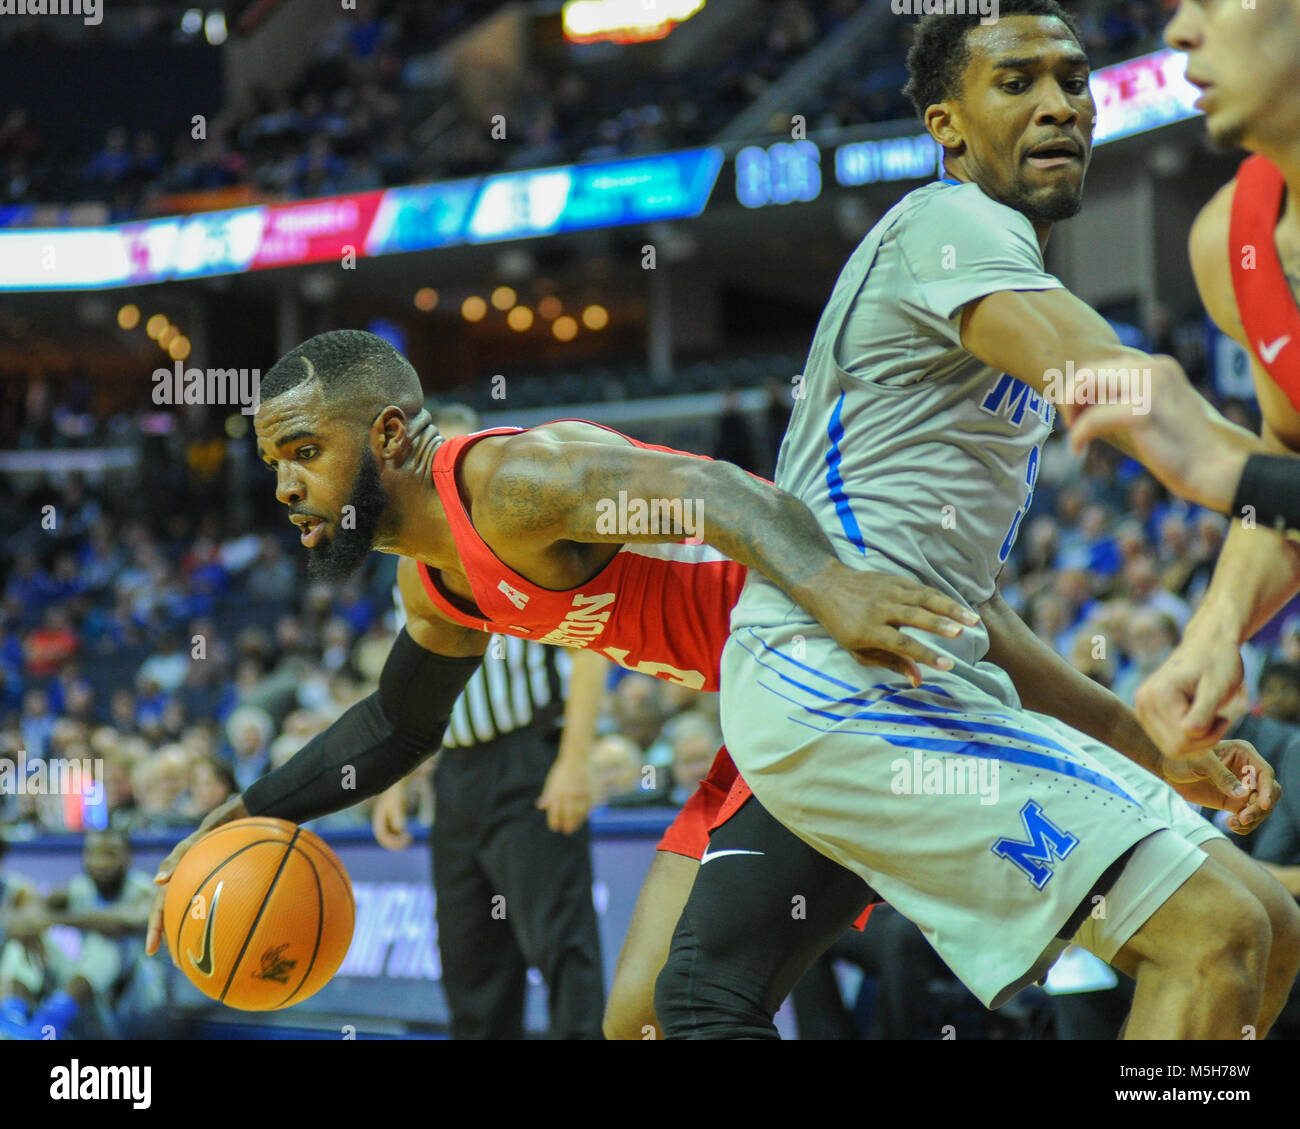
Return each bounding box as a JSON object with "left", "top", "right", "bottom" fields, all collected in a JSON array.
[{"left": 2, "top": 0, "right": 1172, "bottom": 222}]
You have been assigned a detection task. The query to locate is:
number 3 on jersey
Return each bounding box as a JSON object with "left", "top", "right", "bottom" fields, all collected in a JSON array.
[
  {"left": 998, "top": 443, "right": 1040, "bottom": 564},
  {"left": 600, "top": 647, "right": 707, "bottom": 690}
]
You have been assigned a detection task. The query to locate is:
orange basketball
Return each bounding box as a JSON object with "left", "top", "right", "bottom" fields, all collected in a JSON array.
[{"left": 163, "top": 817, "right": 355, "bottom": 1011}]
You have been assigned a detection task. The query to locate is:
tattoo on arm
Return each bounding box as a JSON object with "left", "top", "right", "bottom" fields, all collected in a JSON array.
[{"left": 486, "top": 449, "right": 579, "bottom": 538}]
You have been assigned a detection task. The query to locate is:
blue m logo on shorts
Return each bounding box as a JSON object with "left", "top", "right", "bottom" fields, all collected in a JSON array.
[{"left": 991, "top": 800, "right": 1079, "bottom": 890}]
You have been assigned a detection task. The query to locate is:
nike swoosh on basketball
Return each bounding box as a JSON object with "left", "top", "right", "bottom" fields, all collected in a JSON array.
[
  {"left": 1259, "top": 335, "right": 1291, "bottom": 364},
  {"left": 187, "top": 880, "right": 223, "bottom": 978},
  {"left": 699, "top": 847, "right": 765, "bottom": 865}
]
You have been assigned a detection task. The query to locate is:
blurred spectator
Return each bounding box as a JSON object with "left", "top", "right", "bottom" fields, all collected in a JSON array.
[
  {"left": 589, "top": 734, "right": 645, "bottom": 806},
  {"left": 19, "top": 689, "right": 56, "bottom": 762},
  {"left": 667, "top": 711, "right": 722, "bottom": 806},
  {"left": 609, "top": 675, "right": 669, "bottom": 765},
  {"left": 99, "top": 754, "right": 137, "bottom": 829},
  {"left": 136, "top": 630, "right": 190, "bottom": 694},
  {"left": 224, "top": 705, "right": 274, "bottom": 792},
  {"left": 0, "top": 829, "right": 163, "bottom": 1039},
  {"left": 23, "top": 607, "right": 78, "bottom": 679},
  {"left": 1258, "top": 662, "right": 1300, "bottom": 726},
  {"left": 128, "top": 745, "right": 193, "bottom": 829},
  {"left": 246, "top": 536, "right": 297, "bottom": 604},
  {"left": 1121, "top": 554, "right": 1190, "bottom": 629},
  {"left": 1068, "top": 624, "right": 1117, "bottom": 689},
  {"left": 1112, "top": 608, "right": 1180, "bottom": 707},
  {"left": 185, "top": 755, "right": 237, "bottom": 820}
]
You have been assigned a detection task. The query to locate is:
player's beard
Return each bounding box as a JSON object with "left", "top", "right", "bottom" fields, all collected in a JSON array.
[
  {"left": 1002, "top": 168, "right": 1084, "bottom": 224},
  {"left": 305, "top": 445, "right": 389, "bottom": 582}
]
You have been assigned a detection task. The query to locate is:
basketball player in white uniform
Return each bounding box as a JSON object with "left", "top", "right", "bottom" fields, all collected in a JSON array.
[{"left": 654, "top": 1, "right": 1300, "bottom": 1039}]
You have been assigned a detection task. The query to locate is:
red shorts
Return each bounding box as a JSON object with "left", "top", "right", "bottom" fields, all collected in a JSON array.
[{"left": 656, "top": 746, "right": 877, "bottom": 932}]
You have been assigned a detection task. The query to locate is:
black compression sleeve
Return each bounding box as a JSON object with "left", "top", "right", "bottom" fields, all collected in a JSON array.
[
  {"left": 241, "top": 630, "right": 483, "bottom": 823},
  {"left": 1231, "top": 453, "right": 1300, "bottom": 538}
]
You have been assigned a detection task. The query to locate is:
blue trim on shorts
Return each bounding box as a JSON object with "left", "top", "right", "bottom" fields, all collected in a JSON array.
[
  {"left": 742, "top": 642, "right": 1138, "bottom": 804},
  {"left": 739, "top": 635, "right": 968, "bottom": 719},
  {"left": 825, "top": 392, "right": 868, "bottom": 555},
  {"left": 742, "top": 629, "right": 969, "bottom": 714},
  {"left": 741, "top": 629, "right": 1000, "bottom": 719},
  {"left": 783, "top": 693, "right": 1138, "bottom": 805}
]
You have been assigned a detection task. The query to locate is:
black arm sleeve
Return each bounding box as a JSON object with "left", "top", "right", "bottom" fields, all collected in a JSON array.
[
  {"left": 241, "top": 629, "right": 483, "bottom": 823},
  {"left": 1232, "top": 453, "right": 1300, "bottom": 538}
]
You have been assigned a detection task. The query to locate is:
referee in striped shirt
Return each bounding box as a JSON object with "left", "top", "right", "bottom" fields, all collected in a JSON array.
[{"left": 373, "top": 404, "right": 609, "bottom": 1040}]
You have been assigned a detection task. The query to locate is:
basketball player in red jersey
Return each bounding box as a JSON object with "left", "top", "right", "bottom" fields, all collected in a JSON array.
[
  {"left": 1067, "top": 0, "right": 1300, "bottom": 761},
  {"left": 142, "top": 330, "right": 975, "bottom": 1011}
]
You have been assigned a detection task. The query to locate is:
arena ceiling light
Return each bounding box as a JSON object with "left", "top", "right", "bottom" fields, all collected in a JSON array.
[
  {"left": 205, "top": 10, "right": 228, "bottom": 46},
  {"left": 562, "top": 0, "right": 705, "bottom": 45}
]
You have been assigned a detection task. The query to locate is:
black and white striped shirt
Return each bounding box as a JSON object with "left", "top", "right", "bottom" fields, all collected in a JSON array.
[{"left": 394, "top": 586, "right": 571, "bottom": 749}]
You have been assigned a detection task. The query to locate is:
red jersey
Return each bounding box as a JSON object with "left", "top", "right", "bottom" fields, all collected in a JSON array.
[
  {"left": 1229, "top": 154, "right": 1300, "bottom": 408},
  {"left": 416, "top": 422, "right": 746, "bottom": 691}
]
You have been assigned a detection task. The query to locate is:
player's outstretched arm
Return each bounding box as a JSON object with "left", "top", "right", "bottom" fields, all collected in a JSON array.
[
  {"left": 482, "top": 435, "right": 981, "bottom": 686},
  {"left": 960, "top": 285, "right": 1260, "bottom": 485},
  {"left": 146, "top": 561, "right": 486, "bottom": 956}
]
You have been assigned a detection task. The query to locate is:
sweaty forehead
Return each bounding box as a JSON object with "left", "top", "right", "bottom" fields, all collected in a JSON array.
[{"left": 965, "top": 15, "right": 1083, "bottom": 69}]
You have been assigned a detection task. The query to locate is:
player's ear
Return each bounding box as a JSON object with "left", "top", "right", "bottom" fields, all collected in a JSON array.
[
  {"left": 925, "top": 103, "right": 964, "bottom": 155},
  {"left": 373, "top": 405, "right": 408, "bottom": 458}
]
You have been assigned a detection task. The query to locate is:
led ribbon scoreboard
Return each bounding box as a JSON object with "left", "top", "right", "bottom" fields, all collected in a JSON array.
[{"left": 0, "top": 49, "right": 1200, "bottom": 291}]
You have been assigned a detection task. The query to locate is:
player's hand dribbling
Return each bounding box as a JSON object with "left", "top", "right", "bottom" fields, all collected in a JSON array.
[
  {"left": 1134, "top": 631, "right": 1248, "bottom": 759},
  {"left": 809, "top": 565, "right": 979, "bottom": 687},
  {"left": 1160, "top": 739, "right": 1279, "bottom": 834},
  {"left": 146, "top": 794, "right": 248, "bottom": 959}
]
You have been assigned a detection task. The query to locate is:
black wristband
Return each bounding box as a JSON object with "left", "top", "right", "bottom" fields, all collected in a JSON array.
[
  {"left": 242, "top": 631, "right": 483, "bottom": 823},
  {"left": 1231, "top": 453, "right": 1300, "bottom": 538}
]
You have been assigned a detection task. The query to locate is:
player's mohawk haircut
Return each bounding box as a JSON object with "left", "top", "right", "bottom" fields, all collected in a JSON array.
[
  {"left": 260, "top": 329, "right": 423, "bottom": 422},
  {"left": 902, "top": 0, "right": 1083, "bottom": 120}
]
